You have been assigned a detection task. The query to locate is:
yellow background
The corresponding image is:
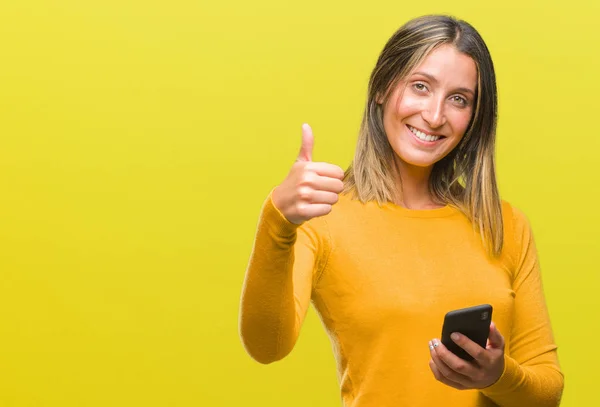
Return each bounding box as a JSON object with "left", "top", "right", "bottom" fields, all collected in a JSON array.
[{"left": 0, "top": 0, "right": 598, "bottom": 405}]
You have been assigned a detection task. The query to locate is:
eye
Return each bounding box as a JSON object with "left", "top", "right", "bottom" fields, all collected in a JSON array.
[
  {"left": 412, "top": 82, "right": 428, "bottom": 92},
  {"left": 451, "top": 95, "right": 468, "bottom": 107}
]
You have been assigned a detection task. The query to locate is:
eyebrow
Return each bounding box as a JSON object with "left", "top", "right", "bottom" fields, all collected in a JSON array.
[{"left": 412, "top": 71, "right": 476, "bottom": 96}]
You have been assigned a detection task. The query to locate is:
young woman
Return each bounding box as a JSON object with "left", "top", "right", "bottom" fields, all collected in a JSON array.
[{"left": 239, "top": 14, "right": 564, "bottom": 407}]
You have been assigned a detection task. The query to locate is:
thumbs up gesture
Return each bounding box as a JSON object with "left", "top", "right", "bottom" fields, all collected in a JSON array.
[{"left": 272, "top": 124, "right": 345, "bottom": 225}]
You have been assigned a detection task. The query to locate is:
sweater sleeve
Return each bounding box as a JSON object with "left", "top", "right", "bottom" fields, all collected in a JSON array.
[
  {"left": 238, "top": 190, "right": 331, "bottom": 364},
  {"left": 481, "top": 205, "right": 564, "bottom": 406}
]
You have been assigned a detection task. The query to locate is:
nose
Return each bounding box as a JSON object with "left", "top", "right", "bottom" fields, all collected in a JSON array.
[{"left": 421, "top": 96, "right": 446, "bottom": 129}]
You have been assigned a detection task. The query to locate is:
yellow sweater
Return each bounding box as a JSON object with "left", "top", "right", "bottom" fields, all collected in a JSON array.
[{"left": 240, "top": 191, "right": 563, "bottom": 407}]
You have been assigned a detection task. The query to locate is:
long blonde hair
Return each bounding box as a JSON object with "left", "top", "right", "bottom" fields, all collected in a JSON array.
[{"left": 344, "top": 15, "right": 503, "bottom": 257}]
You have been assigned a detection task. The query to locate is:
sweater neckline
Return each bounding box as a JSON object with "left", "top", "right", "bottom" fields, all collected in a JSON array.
[{"left": 379, "top": 201, "right": 458, "bottom": 218}]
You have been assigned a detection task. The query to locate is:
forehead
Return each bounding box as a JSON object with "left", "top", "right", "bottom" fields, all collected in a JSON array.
[{"left": 412, "top": 44, "right": 477, "bottom": 89}]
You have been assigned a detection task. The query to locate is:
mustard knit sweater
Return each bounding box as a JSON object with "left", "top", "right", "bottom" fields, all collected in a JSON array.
[{"left": 240, "top": 191, "right": 563, "bottom": 406}]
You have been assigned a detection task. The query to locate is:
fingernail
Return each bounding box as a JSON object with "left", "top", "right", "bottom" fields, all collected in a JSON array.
[
  {"left": 451, "top": 332, "right": 460, "bottom": 341},
  {"left": 433, "top": 340, "right": 439, "bottom": 348},
  {"left": 429, "top": 341, "right": 434, "bottom": 350}
]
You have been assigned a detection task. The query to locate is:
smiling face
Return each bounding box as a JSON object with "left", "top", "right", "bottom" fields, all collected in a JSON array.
[{"left": 382, "top": 44, "right": 478, "bottom": 171}]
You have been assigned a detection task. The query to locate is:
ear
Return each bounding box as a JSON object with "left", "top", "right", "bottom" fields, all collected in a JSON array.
[{"left": 375, "top": 92, "right": 383, "bottom": 105}]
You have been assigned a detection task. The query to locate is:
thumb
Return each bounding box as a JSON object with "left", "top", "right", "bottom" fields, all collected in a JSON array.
[
  {"left": 487, "top": 322, "right": 505, "bottom": 350},
  {"left": 297, "top": 123, "right": 314, "bottom": 162}
]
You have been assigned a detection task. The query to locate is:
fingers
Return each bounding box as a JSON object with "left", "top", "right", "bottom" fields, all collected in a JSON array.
[
  {"left": 297, "top": 166, "right": 344, "bottom": 193},
  {"left": 305, "top": 162, "right": 345, "bottom": 180},
  {"left": 429, "top": 359, "right": 468, "bottom": 390},
  {"left": 429, "top": 326, "right": 506, "bottom": 391},
  {"left": 487, "top": 322, "right": 505, "bottom": 350},
  {"left": 449, "top": 332, "right": 487, "bottom": 364},
  {"left": 311, "top": 176, "right": 344, "bottom": 194},
  {"left": 297, "top": 123, "right": 314, "bottom": 162},
  {"left": 295, "top": 202, "right": 334, "bottom": 220},
  {"left": 296, "top": 189, "right": 340, "bottom": 205},
  {"left": 296, "top": 124, "right": 344, "bottom": 178},
  {"left": 429, "top": 339, "right": 476, "bottom": 386},
  {"left": 276, "top": 123, "right": 344, "bottom": 225}
]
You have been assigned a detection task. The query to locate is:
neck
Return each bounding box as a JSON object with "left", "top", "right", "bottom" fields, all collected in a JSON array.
[{"left": 393, "top": 158, "right": 442, "bottom": 210}]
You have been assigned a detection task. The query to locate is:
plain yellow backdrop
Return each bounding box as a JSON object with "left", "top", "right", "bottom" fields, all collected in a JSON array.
[{"left": 0, "top": 0, "right": 598, "bottom": 405}]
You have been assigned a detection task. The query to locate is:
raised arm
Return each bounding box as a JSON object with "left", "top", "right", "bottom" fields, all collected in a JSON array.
[{"left": 239, "top": 124, "right": 343, "bottom": 364}]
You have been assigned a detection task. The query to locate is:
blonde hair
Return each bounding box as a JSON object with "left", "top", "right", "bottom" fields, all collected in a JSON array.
[{"left": 344, "top": 15, "right": 503, "bottom": 257}]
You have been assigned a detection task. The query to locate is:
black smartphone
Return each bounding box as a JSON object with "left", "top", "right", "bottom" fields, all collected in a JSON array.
[{"left": 440, "top": 304, "right": 493, "bottom": 362}]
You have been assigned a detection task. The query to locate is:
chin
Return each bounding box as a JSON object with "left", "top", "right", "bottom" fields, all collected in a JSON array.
[{"left": 396, "top": 152, "right": 441, "bottom": 169}]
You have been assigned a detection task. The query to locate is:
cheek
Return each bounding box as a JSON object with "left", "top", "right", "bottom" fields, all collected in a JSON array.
[
  {"left": 450, "top": 111, "right": 473, "bottom": 136},
  {"left": 396, "top": 94, "right": 422, "bottom": 118}
]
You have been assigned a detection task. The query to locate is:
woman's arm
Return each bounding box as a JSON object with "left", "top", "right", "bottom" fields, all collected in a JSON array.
[
  {"left": 481, "top": 205, "right": 564, "bottom": 406},
  {"left": 238, "top": 191, "right": 330, "bottom": 364}
]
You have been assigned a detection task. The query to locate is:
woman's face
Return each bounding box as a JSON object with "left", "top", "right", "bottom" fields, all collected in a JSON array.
[{"left": 382, "top": 44, "right": 478, "bottom": 171}]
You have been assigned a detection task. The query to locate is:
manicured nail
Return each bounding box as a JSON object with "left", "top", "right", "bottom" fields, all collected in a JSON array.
[
  {"left": 433, "top": 340, "right": 439, "bottom": 348},
  {"left": 451, "top": 332, "right": 460, "bottom": 341},
  {"left": 429, "top": 341, "right": 434, "bottom": 350}
]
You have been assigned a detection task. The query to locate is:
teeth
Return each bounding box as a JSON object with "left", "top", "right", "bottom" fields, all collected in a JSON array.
[{"left": 409, "top": 126, "right": 441, "bottom": 142}]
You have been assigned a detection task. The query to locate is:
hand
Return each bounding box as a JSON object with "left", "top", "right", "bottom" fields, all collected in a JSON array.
[
  {"left": 272, "top": 124, "right": 345, "bottom": 225},
  {"left": 428, "top": 322, "right": 505, "bottom": 390}
]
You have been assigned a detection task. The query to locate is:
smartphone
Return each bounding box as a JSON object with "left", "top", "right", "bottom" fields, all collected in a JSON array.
[{"left": 440, "top": 304, "right": 492, "bottom": 362}]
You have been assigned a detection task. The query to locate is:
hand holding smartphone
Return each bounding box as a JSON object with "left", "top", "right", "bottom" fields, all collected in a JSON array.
[{"left": 441, "top": 304, "right": 493, "bottom": 362}]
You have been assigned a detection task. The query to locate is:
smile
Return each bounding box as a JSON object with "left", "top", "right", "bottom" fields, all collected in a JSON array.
[{"left": 407, "top": 125, "right": 444, "bottom": 142}]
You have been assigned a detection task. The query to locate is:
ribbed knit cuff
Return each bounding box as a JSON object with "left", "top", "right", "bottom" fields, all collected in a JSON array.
[
  {"left": 481, "top": 355, "right": 522, "bottom": 397},
  {"left": 259, "top": 188, "right": 300, "bottom": 239}
]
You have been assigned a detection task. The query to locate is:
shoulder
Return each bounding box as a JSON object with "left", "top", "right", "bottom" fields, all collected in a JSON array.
[
  {"left": 501, "top": 200, "right": 533, "bottom": 239},
  {"left": 500, "top": 200, "right": 536, "bottom": 266}
]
